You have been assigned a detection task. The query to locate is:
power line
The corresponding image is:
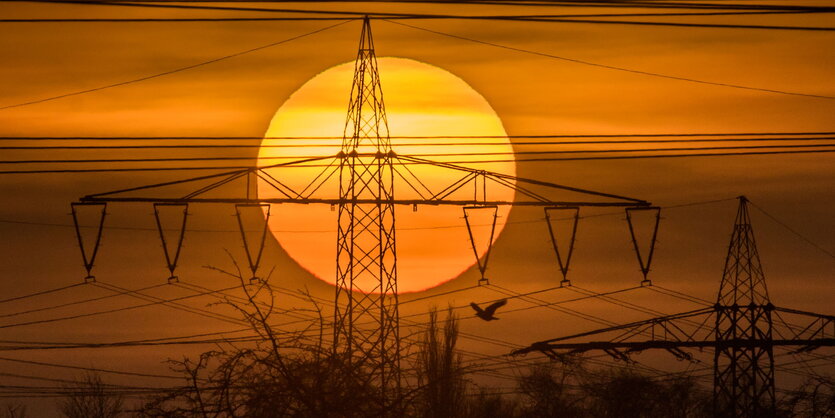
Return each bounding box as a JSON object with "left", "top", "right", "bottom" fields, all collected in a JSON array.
[
  {"left": 4, "top": 9, "right": 833, "bottom": 29},
  {"left": 0, "top": 370, "right": 166, "bottom": 389},
  {"left": 30, "top": 0, "right": 834, "bottom": 12},
  {"left": 437, "top": 148, "right": 835, "bottom": 163},
  {"left": 0, "top": 17, "right": 353, "bottom": 22},
  {"left": 0, "top": 165, "right": 252, "bottom": 174},
  {"left": 0, "top": 335, "right": 262, "bottom": 352},
  {"left": 0, "top": 327, "right": 254, "bottom": 350},
  {"left": 263, "top": 279, "right": 676, "bottom": 381},
  {"left": 3, "top": 132, "right": 833, "bottom": 141},
  {"left": 506, "top": 15, "right": 835, "bottom": 31},
  {"left": 93, "top": 281, "right": 249, "bottom": 327},
  {"left": 1, "top": 147, "right": 832, "bottom": 174},
  {"left": 2, "top": 9, "right": 830, "bottom": 23},
  {"left": 0, "top": 284, "right": 241, "bottom": 330},
  {"left": 488, "top": 284, "right": 627, "bottom": 328},
  {"left": 0, "top": 356, "right": 184, "bottom": 380},
  {"left": 4, "top": 136, "right": 834, "bottom": 149},
  {"left": 4, "top": 142, "right": 834, "bottom": 164},
  {"left": 0, "top": 283, "right": 84, "bottom": 305},
  {"left": 35, "top": 0, "right": 835, "bottom": 21},
  {"left": 0, "top": 282, "right": 632, "bottom": 352},
  {"left": 0, "top": 20, "right": 351, "bottom": 111},
  {"left": 398, "top": 284, "right": 642, "bottom": 324},
  {"left": 399, "top": 284, "right": 481, "bottom": 305},
  {"left": 748, "top": 201, "right": 835, "bottom": 261},
  {"left": 0, "top": 283, "right": 167, "bottom": 320},
  {"left": 384, "top": 20, "right": 835, "bottom": 100}
]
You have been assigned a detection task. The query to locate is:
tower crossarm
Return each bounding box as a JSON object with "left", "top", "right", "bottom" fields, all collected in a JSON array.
[
  {"left": 78, "top": 154, "right": 650, "bottom": 208},
  {"left": 511, "top": 307, "right": 715, "bottom": 358},
  {"left": 516, "top": 339, "right": 835, "bottom": 360},
  {"left": 773, "top": 306, "right": 835, "bottom": 349},
  {"left": 511, "top": 308, "right": 835, "bottom": 359},
  {"left": 512, "top": 305, "right": 835, "bottom": 360}
]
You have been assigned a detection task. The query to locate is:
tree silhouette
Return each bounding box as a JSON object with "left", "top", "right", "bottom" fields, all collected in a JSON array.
[
  {"left": 137, "top": 261, "right": 388, "bottom": 417},
  {"left": 581, "top": 368, "right": 710, "bottom": 418},
  {"left": 517, "top": 362, "right": 585, "bottom": 418},
  {"left": 781, "top": 375, "right": 835, "bottom": 418},
  {"left": 57, "top": 373, "right": 124, "bottom": 418},
  {"left": 128, "top": 258, "right": 825, "bottom": 418},
  {"left": 1, "top": 403, "right": 28, "bottom": 418},
  {"left": 415, "top": 307, "right": 468, "bottom": 418}
]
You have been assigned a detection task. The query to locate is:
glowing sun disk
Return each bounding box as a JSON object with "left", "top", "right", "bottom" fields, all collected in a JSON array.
[{"left": 258, "top": 58, "right": 516, "bottom": 293}]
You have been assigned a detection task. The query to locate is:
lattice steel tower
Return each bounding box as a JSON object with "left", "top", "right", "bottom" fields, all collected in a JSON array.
[
  {"left": 70, "top": 15, "right": 656, "bottom": 404},
  {"left": 714, "top": 196, "right": 775, "bottom": 417},
  {"left": 333, "top": 17, "right": 401, "bottom": 392},
  {"left": 514, "top": 196, "right": 835, "bottom": 417}
]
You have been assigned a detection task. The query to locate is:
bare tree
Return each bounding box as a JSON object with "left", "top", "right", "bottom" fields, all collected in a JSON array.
[
  {"left": 415, "top": 307, "right": 468, "bottom": 418},
  {"left": 0, "top": 403, "right": 28, "bottom": 418},
  {"left": 517, "top": 361, "right": 586, "bottom": 418},
  {"left": 462, "top": 389, "right": 519, "bottom": 418},
  {"left": 781, "top": 375, "right": 835, "bottom": 418},
  {"left": 57, "top": 372, "right": 124, "bottom": 418},
  {"left": 133, "top": 256, "right": 724, "bottom": 418},
  {"left": 138, "top": 260, "right": 385, "bottom": 417},
  {"left": 581, "top": 367, "right": 710, "bottom": 418}
]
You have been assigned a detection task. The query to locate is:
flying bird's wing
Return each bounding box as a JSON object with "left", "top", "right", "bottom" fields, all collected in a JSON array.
[
  {"left": 470, "top": 302, "right": 484, "bottom": 314},
  {"left": 484, "top": 299, "right": 507, "bottom": 315}
]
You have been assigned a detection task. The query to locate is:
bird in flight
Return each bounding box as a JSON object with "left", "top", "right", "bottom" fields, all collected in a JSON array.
[{"left": 470, "top": 299, "right": 507, "bottom": 321}]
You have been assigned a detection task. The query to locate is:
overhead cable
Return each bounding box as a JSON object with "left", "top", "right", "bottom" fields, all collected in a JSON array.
[
  {"left": 1, "top": 148, "right": 833, "bottom": 174},
  {"left": 0, "top": 19, "right": 352, "bottom": 111},
  {"left": 385, "top": 20, "right": 835, "bottom": 100}
]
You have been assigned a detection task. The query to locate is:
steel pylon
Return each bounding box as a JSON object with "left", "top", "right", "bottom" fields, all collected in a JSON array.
[
  {"left": 69, "top": 16, "right": 659, "bottom": 404},
  {"left": 713, "top": 196, "right": 775, "bottom": 417},
  {"left": 513, "top": 196, "right": 834, "bottom": 418},
  {"left": 333, "top": 16, "right": 401, "bottom": 395}
]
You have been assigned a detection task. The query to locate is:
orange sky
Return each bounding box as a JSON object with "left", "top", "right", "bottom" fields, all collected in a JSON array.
[{"left": 0, "top": 1, "right": 833, "bottom": 415}]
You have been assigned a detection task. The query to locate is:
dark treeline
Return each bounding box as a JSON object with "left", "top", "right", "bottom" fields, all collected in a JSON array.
[{"left": 15, "top": 274, "right": 832, "bottom": 418}]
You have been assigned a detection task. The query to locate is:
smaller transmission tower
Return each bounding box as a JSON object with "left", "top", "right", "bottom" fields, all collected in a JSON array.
[{"left": 513, "top": 196, "right": 835, "bottom": 418}]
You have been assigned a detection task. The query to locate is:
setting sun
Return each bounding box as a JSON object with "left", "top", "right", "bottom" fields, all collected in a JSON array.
[{"left": 257, "top": 57, "right": 516, "bottom": 293}]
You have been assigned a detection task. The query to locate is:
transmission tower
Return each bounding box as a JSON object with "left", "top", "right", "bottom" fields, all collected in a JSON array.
[
  {"left": 513, "top": 196, "right": 835, "bottom": 417},
  {"left": 70, "top": 17, "right": 658, "bottom": 408},
  {"left": 333, "top": 17, "right": 401, "bottom": 391}
]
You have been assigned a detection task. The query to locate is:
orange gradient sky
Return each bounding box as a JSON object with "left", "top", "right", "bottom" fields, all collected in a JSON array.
[{"left": 0, "top": 2, "right": 833, "bottom": 415}]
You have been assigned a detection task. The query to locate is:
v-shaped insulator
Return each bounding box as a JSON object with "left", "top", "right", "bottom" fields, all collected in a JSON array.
[
  {"left": 625, "top": 206, "right": 661, "bottom": 286},
  {"left": 235, "top": 203, "right": 271, "bottom": 284},
  {"left": 544, "top": 206, "right": 580, "bottom": 287},
  {"left": 153, "top": 203, "right": 189, "bottom": 284},
  {"left": 463, "top": 205, "right": 498, "bottom": 285},
  {"left": 70, "top": 202, "right": 107, "bottom": 283}
]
